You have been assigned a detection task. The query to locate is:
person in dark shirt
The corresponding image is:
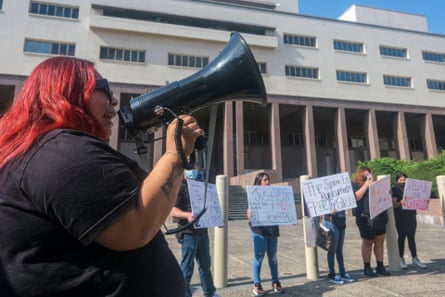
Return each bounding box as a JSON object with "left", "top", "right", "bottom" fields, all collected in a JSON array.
[
  {"left": 246, "top": 172, "right": 284, "bottom": 296},
  {"left": 392, "top": 172, "right": 427, "bottom": 269},
  {"left": 0, "top": 56, "right": 204, "bottom": 296}
]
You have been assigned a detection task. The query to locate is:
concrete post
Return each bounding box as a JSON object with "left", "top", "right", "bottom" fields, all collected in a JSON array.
[
  {"left": 214, "top": 175, "right": 228, "bottom": 288},
  {"left": 377, "top": 175, "right": 400, "bottom": 272},
  {"left": 436, "top": 175, "right": 445, "bottom": 226},
  {"left": 300, "top": 175, "right": 319, "bottom": 280}
]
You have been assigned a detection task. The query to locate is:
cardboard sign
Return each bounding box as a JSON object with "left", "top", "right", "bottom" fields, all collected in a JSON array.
[
  {"left": 301, "top": 172, "right": 357, "bottom": 217},
  {"left": 402, "top": 178, "right": 432, "bottom": 210},
  {"left": 247, "top": 185, "right": 297, "bottom": 227},
  {"left": 369, "top": 175, "right": 392, "bottom": 219}
]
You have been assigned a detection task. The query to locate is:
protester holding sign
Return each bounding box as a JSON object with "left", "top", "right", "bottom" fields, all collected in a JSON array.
[
  {"left": 392, "top": 173, "right": 427, "bottom": 269},
  {"left": 352, "top": 166, "right": 390, "bottom": 277},
  {"left": 170, "top": 169, "right": 220, "bottom": 297},
  {"left": 246, "top": 172, "right": 284, "bottom": 296}
]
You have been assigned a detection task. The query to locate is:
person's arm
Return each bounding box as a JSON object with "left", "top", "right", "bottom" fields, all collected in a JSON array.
[
  {"left": 95, "top": 115, "right": 203, "bottom": 251},
  {"left": 354, "top": 178, "right": 372, "bottom": 201},
  {"left": 170, "top": 206, "right": 194, "bottom": 222}
]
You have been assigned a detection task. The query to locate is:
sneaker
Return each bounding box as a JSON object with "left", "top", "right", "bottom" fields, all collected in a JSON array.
[
  {"left": 413, "top": 257, "right": 427, "bottom": 269},
  {"left": 376, "top": 266, "right": 391, "bottom": 276},
  {"left": 364, "top": 267, "right": 378, "bottom": 277},
  {"left": 340, "top": 273, "right": 355, "bottom": 282},
  {"left": 272, "top": 281, "right": 284, "bottom": 293},
  {"left": 329, "top": 274, "right": 344, "bottom": 285},
  {"left": 252, "top": 283, "right": 266, "bottom": 296},
  {"left": 400, "top": 257, "right": 407, "bottom": 269}
]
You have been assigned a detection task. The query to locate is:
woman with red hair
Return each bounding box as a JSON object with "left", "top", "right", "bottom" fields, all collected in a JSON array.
[{"left": 0, "top": 56, "right": 204, "bottom": 296}]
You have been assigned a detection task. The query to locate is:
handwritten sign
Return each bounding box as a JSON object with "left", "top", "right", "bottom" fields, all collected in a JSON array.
[
  {"left": 247, "top": 185, "right": 297, "bottom": 227},
  {"left": 369, "top": 175, "right": 392, "bottom": 219},
  {"left": 301, "top": 172, "right": 356, "bottom": 217},
  {"left": 187, "top": 179, "right": 224, "bottom": 229},
  {"left": 402, "top": 178, "right": 432, "bottom": 210}
]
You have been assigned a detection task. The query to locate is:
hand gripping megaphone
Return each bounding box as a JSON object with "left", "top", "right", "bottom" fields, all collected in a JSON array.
[{"left": 118, "top": 31, "right": 267, "bottom": 168}]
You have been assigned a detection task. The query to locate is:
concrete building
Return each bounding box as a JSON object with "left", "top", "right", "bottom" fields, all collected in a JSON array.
[{"left": 1, "top": 0, "right": 445, "bottom": 183}]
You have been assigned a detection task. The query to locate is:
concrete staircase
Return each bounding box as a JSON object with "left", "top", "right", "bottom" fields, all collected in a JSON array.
[{"left": 228, "top": 185, "right": 248, "bottom": 220}]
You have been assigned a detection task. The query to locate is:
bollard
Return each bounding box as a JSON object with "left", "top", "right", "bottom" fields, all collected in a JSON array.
[
  {"left": 300, "top": 175, "right": 319, "bottom": 280},
  {"left": 214, "top": 175, "right": 228, "bottom": 288},
  {"left": 377, "top": 175, "right": 400, "bottom": 272},
  {"left": 436, "top": 175, "right": 445, "bottom": 226}
]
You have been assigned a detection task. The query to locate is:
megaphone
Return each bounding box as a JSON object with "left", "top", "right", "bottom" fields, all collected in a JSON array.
[{"left": 119, "top": 31, "right": 267, "bottom": 139}]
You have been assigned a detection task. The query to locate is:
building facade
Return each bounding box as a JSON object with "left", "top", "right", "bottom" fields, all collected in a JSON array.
[{"left": 1, "top": 0, "right": 445, "bottom": 182}]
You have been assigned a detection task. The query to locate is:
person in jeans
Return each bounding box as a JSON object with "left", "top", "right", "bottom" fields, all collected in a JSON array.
[
  {"left": 351, "top": 166, "right": 390, "bottom": 277},
  {"left": 246, "top": 172, "right": 284, "bottom": 296},
  {"left": 170, "top": 169, "right": 220, "bottom": 297},
  {"left": 324, "top": 210, "right": 355, "bottom": 284},
  {"left": 392, "top": 172, "right": 427, "bottom": 269}
]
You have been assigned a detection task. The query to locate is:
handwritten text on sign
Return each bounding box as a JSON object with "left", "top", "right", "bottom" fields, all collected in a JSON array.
[
  {"left": 402, "top": 178, "right": 432, "bottom": 210},
  {"left": 301, "top": 172, "right": 356, "bottom": 217},
  {"left": 187, "top": 179, "right": 224, "bottom": 229},
  {"left": 369, "top": 175, "right": 392, "bottom": 219},
  {"left": 247, "top": 186, "right": 297, "bottom": 227}
]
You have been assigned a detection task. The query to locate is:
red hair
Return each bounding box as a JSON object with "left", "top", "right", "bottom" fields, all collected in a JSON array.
[
  {"left": 351, "top": 166, "right": 375, "bottom": 185},
  {"left": 0, "top": 56, "right": 106, "bottom": 168}
]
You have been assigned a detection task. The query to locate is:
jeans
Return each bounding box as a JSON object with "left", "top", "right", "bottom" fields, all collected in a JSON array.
[
  {"left": 180, "top": 232, "right": 216, "bottom": 297},
  {"left": 250, "top": 230, "right": 279, "bottom": 284},
  {"left": 326, "top": 223, "right": 346, "bottom": 277}
]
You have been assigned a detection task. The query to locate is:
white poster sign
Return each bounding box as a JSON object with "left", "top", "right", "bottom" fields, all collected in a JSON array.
[
  {"left": 187, "top": 179, "right": 224, "bottom": 229},
  {"left": 402, "top": 178, "right": 432, "bottom": 210},
  {"left": 369, "top": 175, "right": 392, "bottom": 219},
  {"left": 247, "top": 185, "right": 297, "bottom": 227},
  {"left": 301, "top": 172, "right": 357, "bottom": 217}
]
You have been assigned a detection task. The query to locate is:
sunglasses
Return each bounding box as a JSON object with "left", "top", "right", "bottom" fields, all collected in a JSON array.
[{"left": 95, "top": 78, "right": 113, "bottom": 102}]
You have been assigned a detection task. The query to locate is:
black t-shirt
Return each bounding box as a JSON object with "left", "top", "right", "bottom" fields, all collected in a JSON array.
[{"left": 0, "top": 129, "right": 185, "bottom": 297}]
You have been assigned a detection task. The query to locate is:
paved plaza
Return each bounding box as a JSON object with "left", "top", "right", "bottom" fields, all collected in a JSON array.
[{"left": 164, "top": 217, "right": 445, "bottom": 297}]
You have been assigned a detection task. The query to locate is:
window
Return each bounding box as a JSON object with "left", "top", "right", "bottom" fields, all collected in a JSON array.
[
  {"left": 348, "top": 136, "right": 366, "bottom": 149},
  {"left": 257, "top": 62, "right": 267, "bottom": 74},
  {"left": 245, "top": 131, "right": 269, "bottom": 145},
  {"left": 422, "top": 51, "right": 445, "bottom": 63},
  {"left": 285, "top": 65, "right": 319, "bottom": 79},
  {"left": 287, "top": 133, "right": 304, "bottom": 146},
  {"left": 336, "top": 71, "right": 367, "bottom": 83},
  {"left": 100, "top": 47, "right": 146, "bottom": 63},
  {"left": 168, "top": 54, "right": 208, "bottom": 68},
  {"left": 29, "top": 1, "right": 79, "bottom": 19},
  {"left": 379, "top": 46, "right": 407, "bottom": 58},
  {"left": 0, "top": 0, "right": 3, "bottom": 10},
  {"left": 383, "top": 75, "right": 412, "bottom": 88},
  {"left": 284, "top": 34, "right": 316, "bottom": 48},
  {"left": 333, "top": 40, "right": 364, "bottom": 53},
  {"left": 427, "top": 79, "right": 445, "bottom": 91},
  {"left": 24, "top": 39, "right": 75, "bottom": 56}
]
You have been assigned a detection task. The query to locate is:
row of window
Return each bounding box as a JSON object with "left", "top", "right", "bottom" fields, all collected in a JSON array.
[
  {"left": 29, "top": 1, "right": 79, "bottom": 19},
  {"left": 285, "top": 34, "right": 445, "bottom": 62}
]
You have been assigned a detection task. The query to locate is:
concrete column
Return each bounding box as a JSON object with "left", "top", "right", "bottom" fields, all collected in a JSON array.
[
  {"left": 423, "top": 113, "right": 438, "bottom": 159},
  {"left": 300, "top": 175, "right": 319, "bottom": 280},
  {"left": 436, "top": 175, "right": 445, "bottom": 225},
  {"left": 223, "top": 101, "right": 234, "bottom": 177},
  {"left": 304, "top": 105, "right": 317, "bottom": 177},
  {"left": 235, "top": 101, "right": 245, "bottom": 175},
  {"left": 396, "top": 112, "right": 410, "bottom": 160},
  {"left": 378, "top": 176, "right": 400, "bottom": 272},
  {"left": 336, "top": 107, "right": 351, "bottom": 173},
  {"left": 367, "top": 109, "right": 380, "bottom": 159},
  {"left": 270, "top": 103, "right": 283, "bottom": 180},
  {"left": 214, "top": 175, "right": 229, "bottom": 288}
]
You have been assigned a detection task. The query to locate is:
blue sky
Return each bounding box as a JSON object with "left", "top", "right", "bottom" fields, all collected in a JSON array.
[{"left": 299, "top": 0, "right": 445, "bottom": 35}]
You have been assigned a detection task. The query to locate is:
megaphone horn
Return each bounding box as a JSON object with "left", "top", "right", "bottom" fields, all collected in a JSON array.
[{"left": 119, "top": 31, "right": 267, "bottom": 137}]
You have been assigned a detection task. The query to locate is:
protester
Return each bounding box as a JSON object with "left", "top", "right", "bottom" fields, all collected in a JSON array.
[
  {"left": 0, "top": 56, "right": 204, "bottom": 296},
  {"left": 351, "top": 166, "right": 390, "bottom": 277},
  {"left": 170, "top": 168, "right": 220, "bottom": 297},
  {"left": 324, "top": 209, "right": 355, "bottom": 284},
  {"left": 392, "top": 172, "right": 427, "bottom": 269},
  {"left": 247, "top": 172, "right": 284, "bottom": 296}
]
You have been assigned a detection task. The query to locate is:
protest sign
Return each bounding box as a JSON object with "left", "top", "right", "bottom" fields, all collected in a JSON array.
[
  {"left": 187, "top": 179, "right": 224, "bottom": 229},
  {"left": 369, "top": 175, "right": 392, "bottom": 219},
  {"left": 402, "top": 178, "right": 432, "bottom": 210},
  {"left": 247, "top": 185, "right": 297, "bottom": 227},
  {"left": 300, "top": 172, "right": 356, "bottom": 217}
]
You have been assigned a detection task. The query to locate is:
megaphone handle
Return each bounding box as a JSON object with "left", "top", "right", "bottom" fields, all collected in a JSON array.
[{"left": 175, "top": 118, "right": 195, "bottom": 170}]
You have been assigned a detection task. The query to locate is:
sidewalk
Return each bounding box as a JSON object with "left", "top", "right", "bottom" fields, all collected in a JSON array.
[{"left": 164, "top": 217, "right": 445, "bottom": 297}]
